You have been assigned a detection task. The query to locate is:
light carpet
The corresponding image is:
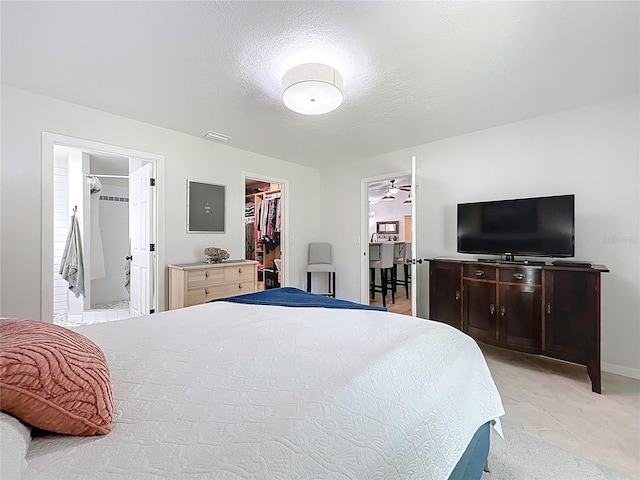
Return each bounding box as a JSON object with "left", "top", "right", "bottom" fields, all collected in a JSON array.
[{"left": 482, "top": 428, "right": 632, "bottom": 480}]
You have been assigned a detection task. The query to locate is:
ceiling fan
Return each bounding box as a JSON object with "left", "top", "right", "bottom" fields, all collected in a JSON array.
[{"left": 388, "top": 179, "right": 411, "bottom": 194}]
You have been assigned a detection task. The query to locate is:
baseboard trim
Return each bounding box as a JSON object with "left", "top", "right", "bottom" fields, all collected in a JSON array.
[{"left": 601, "top": 362, "right": 640, "bottom": 380}]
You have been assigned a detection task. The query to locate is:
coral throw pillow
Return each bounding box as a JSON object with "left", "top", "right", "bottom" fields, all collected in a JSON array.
[{"left": 0, "top": 319, "right": 113, "bottom": 435}]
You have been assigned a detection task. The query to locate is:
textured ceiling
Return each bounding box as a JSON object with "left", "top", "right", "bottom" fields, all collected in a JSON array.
[{"left": 2, "top": 1, "right": 638, "bottom": 169}]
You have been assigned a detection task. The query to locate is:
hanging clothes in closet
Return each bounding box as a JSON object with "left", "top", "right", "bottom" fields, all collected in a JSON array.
[{"left": 256, "top": 193, "right": 281, "bottom": 253}]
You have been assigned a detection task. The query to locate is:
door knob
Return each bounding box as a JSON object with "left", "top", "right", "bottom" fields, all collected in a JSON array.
[{"left": 125, "top": 255, "right": 133, "bottom": 261}]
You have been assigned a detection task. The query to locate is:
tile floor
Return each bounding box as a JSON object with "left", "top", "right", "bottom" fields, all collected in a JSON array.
[{"left": 480, "top": 343, "right": 640, "bottom": 478}]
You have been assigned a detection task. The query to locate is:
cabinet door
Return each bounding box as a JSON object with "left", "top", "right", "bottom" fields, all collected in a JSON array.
[
  {"left": 499, "top": 284, "right": 542, "bottom": 349},
  {"left": 544, "top": 270, "right": 598, "bottom": 363},
  {"left": 429, "top": 261, "right": 462, "bottom": 329},
  {"left": 464, "top": 280, "right": 497, "bottom": 342}
]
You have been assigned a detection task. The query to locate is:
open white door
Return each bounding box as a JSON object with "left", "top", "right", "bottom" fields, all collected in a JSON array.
[
  {"left": 411, "top": 154, "right": 431, "bottom": 319},
  {"left": 410, "top": 155, "right": 420, "bottom": 316},
  {"left": 129, "top": 162, "right": 155, "bottom": 316}
]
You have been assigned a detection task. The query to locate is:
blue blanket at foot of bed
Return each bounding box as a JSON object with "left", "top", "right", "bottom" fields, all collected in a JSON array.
[{"left": 211, "top": 287, "right": 387, "bottom": 311}]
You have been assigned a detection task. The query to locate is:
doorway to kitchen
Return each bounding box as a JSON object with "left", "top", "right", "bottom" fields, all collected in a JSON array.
[{"left": 363, "top": 172, "right": 413, "bottom": 315}]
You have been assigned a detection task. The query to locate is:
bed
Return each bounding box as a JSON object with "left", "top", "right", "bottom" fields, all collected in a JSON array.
[{"left": 1, "top": 288, "right": 504, "bottom": 479}]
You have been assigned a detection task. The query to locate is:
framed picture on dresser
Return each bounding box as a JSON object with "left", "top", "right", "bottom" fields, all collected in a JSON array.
[{"left": 187, "top": 180, "right": 226, "bottom": 233}]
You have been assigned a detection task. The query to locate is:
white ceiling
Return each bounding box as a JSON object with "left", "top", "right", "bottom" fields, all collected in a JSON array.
[{"left": 2, "top": 2, "right": 638, "bottom": 169}]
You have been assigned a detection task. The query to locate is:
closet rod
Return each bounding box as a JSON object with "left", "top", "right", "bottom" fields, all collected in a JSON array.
[{"left": 85, "top": 173, "right": 129, "bottom": 179}]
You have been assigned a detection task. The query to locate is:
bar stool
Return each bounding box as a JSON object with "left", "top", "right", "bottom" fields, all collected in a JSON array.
[
  {"left": 369, "top": 243, "right": 395, "bottom": 307},
  {"left": 305, "top": 243, "right": 335, "bottom": 297},
  {"left": 392, "top": 243, "right": 410, "bottom": 299}
]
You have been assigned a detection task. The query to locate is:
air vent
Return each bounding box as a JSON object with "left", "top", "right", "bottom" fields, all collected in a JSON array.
[{"left": 204, "top": 131, "right": 232, "bottom": 142}]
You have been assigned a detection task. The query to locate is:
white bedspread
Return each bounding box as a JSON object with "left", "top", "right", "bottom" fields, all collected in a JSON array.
[{"left": 24, "top": 302, "right": 504, "bottom": 479}]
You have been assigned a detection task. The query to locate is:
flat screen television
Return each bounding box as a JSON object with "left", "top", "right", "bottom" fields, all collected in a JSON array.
[{"left": 457, "top": 194, "right": 575, "bottom": 260}]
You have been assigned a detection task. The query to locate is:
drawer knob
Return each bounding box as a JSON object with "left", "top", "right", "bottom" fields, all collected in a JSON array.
[
  {"left": 513, "top": 273, "right": 525, "bottom": 280},
  {"left": 205, "top": 288, "right": 210, "bottom": 295},
  {"left": 238, "top": 283, "right": 243, "bottom": 289},
  {"left": 238, "top": 268, "right": 243, "bottom": 274},
  {"left": 474, "top": 270, "right": 485, "bottom": 277},
  {"left": 205, "top": 271, "right": 210, "bottom": 278}
]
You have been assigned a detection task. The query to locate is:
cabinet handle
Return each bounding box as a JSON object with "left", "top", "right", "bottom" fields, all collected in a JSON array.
[
  {"left": 513, "top": 273, "right": 525, "bottom": 280},
  {"left": 239, "top": 268, "right": 243, "bottom": 274},
  {"left": 500, "top": 306, "right": 506, "bottom": 316},
  {"left": 205, "top": 271, "right": 210, "bottom": 278},
  {"left": 474, "top": 270, "right": 485, "bottom": 277},
  {"left": 546, "top": 303, "right": 552, "bottom": 314},
  {"left": 205, "top": 288, "right": 210, "bottom": 295},
  {"left": 490, "top": 304, "right": 495, "bottom": 315},
  {"left": 455, "top": 290, "right": 460, "bottom": 301}
]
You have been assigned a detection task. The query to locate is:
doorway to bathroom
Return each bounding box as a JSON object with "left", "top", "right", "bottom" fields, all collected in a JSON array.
[{"left": 42, "top": 133, "right": 163, "bottom": 326}]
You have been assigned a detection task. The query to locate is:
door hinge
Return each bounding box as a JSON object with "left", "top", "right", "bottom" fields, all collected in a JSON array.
[
  {"left": 150, "top": 243, "right": 155, "bottom": 251},
  {"left": 150, "top": 178, "right": 156, "bottom": 187},
  {"left": 150, "top": 309, "right": 155, "bottom": 314}
]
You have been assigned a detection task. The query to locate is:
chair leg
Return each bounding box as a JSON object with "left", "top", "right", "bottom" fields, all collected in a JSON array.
[
  {"left": 370, "top": 268, "right": 376, "bottom": 300},
  {"left": 389, "top": 268, "right": 396, "bottom": 304},
  {"left": 381, "top": 268, "right": 387, "bottom": 308},
  {"left": 307, "top": 272, "right": 312, "bottom": 293},
  {"left": 392, "top": 264, "right": 398, "bottom": 295},
  {"left": 404, "top": 264, "right": 410, "bottom": 298},
  {"left": 332, "top": 272, "right": 336, "bottom": 298}
]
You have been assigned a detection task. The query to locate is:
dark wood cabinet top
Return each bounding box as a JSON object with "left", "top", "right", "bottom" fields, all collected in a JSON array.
[{"left": 428, "top": 257, "right": 608, "bottom": 273}]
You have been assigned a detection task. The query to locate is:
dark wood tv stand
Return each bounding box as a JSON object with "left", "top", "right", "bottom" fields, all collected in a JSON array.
[{"left": 428, "top": 258, "right": 609, "bottom": 393}]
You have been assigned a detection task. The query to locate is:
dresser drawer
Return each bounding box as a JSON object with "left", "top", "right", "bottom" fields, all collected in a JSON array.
[
  {"left": 463, "top": 264, "right": 496, "bottom": 280},
  {"left": 224, "top": 265, "right": 254, "bottom": 282},
  {"left": 186, "top": 268, "right": 224, "bottom": 288},
  {"left": 186, "top": 281, "right": 254, "bottom": 306},
  {"left": 499, "top": 267, "right": 541, "bottom": 285}
]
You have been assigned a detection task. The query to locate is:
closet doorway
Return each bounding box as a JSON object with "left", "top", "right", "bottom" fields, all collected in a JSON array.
[{"left": 243, "top": 174, "right": 287, "bottom": 291}]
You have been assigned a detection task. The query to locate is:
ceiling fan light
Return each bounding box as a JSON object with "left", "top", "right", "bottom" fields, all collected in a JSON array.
[
  {"left": 389, "top": 187, "right": 399, "bottom": 195},
  {"left": 381, "top": 190, "right": 396, "bottom": 201},
  {"left": 282, "top": 63, "right": 344, "bottom": 115}
]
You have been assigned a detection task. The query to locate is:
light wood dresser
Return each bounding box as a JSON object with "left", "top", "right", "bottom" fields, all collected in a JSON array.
[{"left": 168, "top": 260, "right": 258, "bottom": 310}]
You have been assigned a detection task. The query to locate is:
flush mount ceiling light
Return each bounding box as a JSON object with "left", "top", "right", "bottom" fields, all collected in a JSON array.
[{"left": 282, "top": 63, "right": 344, "bottom": 115}]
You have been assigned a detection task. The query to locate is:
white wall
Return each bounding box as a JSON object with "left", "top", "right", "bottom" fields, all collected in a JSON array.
[
  {"left": 322, "top": 94, "right": 640, "bottom": 376},
  {"left": 0, "top": 86, "right": 321, "bottom": 318},
  {"left": 53, "top": 148, "right": 70, "bottom": 320}
]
